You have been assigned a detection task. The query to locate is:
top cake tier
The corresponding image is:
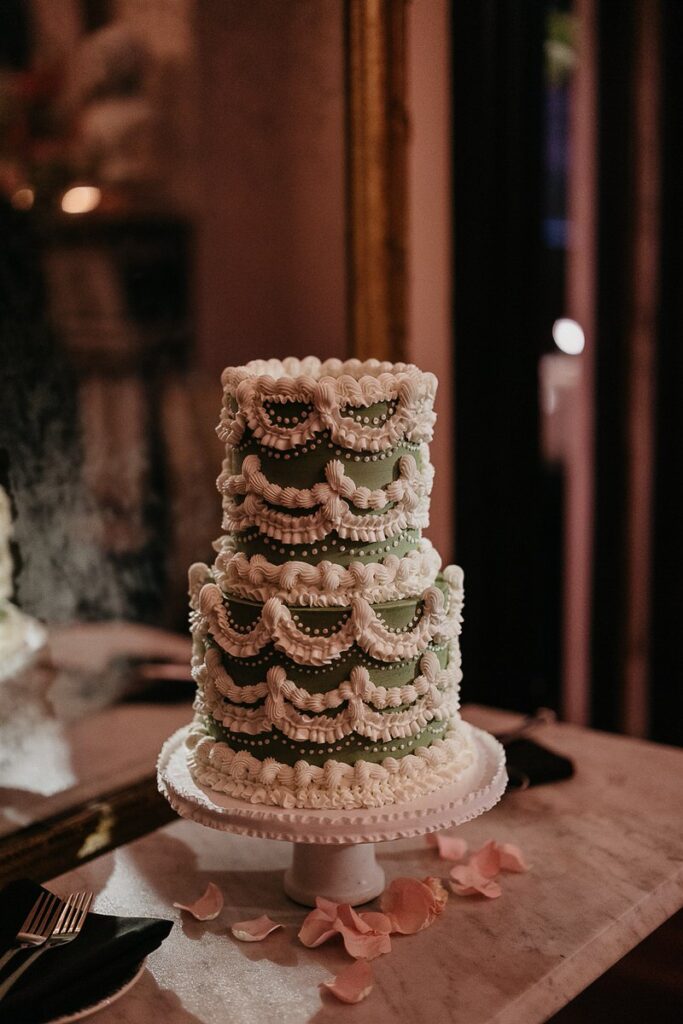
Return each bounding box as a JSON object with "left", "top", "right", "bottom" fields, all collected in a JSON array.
[{"left": 214, "top": 357, "right": 439, "bottom": 580}]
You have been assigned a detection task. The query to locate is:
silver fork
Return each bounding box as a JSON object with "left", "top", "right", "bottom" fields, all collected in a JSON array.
[
  {"left": 0, "top": 891, "right": 65, "bottom": 974},
  {"left": 0, "top": 891, "right": 93, "bottom": 1003}
]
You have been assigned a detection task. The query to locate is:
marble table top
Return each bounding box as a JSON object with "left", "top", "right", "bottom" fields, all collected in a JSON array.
[
  {"left": 48, "top": 707, "right": 683, "bottom": 1024},
  {"left": 0, "top": 702, "right": 192, "bottom": 840}
]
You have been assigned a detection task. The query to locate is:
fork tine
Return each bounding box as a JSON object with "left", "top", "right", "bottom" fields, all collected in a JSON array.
[
  {"left": 52, "top": 894, "right": 73, "bottom": 935},
  {"left": 43, "top": 897, "right": 65, "bottom": 939},
  {"left": 72, "top": 891, "right": 91, "bottom": 928},
  {"left": 32, "top": 893, "right": 58, "bottom": 935},
  {"left": 72, "top": 892, "right": 93, "bottom": 935},
  {"left": 69, "top": 892, "right": 86, "bottom": 932},
  {"left": 18, "top": 892, "right": 49, "bottom": 934},
  {"left": 56, "top": 892, "right": 78, "bottom": 931},
  {"left": 58, "top": 892, "right": 85, "bottom": 935},
  {"left": 54, "top": 892, "right": 79, "bottom": 936}
]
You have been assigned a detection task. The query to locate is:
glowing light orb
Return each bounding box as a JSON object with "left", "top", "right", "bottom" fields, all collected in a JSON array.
[
  {"left": 61, "top": 186, "right": 102, "bottom": 215},
  {"left": 11, "top": 187, "right": 35, "bottom": 211},
  {"left": 552, "top": 318, "right": 585, "bottom": 355}
]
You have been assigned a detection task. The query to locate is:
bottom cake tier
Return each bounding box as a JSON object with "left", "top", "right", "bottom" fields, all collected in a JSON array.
[{"left": 185, "top": 562, "right": 470, "bottom": 810}]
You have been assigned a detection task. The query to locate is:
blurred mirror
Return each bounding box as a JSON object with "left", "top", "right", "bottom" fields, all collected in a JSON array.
[{"left": 0, "top": 0, "right": 347, "bottom": 864}]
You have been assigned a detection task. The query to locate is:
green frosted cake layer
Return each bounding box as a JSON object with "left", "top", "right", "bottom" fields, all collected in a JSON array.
[
  {"left": 219, "top": 580, "right": 447, "bottom": 632},
  {"left": 229, "top": 430, "right": 423, "bottom": 491},
  {"left": 219, "top": 527, "right": 422, "bottom": 569},
  {"left": 201, "top": 715, "right": 451, "bottom": 768},
  {"left": 204, "top": 637, "right": 449, "bottom": 691}
]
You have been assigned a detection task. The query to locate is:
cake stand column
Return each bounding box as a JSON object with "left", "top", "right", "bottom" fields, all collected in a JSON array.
[{"left": 284, "top": 841, "right": 385, "bottom": 907}]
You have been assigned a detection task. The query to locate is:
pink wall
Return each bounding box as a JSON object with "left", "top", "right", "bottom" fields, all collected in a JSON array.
[
  {"left": 406, "top": 0, "right": 455, "bottom": 565},
  {"left": 194, "top": 0, "right": 347, "bottom": 375},
  {"left": 564, "top": 0, "right": 597, "bottom": 726},
  {"left": 193, "top": 0, "right": 456, "bottom": 565}
]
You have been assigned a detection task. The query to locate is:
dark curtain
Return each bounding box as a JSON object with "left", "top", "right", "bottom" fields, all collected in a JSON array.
[
  {"left": 450, "top": 1, "right": 549, "bottom": 712},
  {"left": 651, "top": 0, "right": 683, "bottom": 745},
  {"left": 590, "top": 0, "right": 636, "bottom": 731}
]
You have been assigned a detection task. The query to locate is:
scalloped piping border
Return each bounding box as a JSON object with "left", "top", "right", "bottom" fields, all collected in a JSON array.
[
  {"left": 194, "top": 647, "right": 462, "bottom": 743},
  {"left": 220, "top": 482, "right": 430, "bottom": 545},
  {"left": 218, "top": 362, "right": 437, "bottom": 453},
  {"left": 192, "top": 578, "right": 462, "bottom": 666}
]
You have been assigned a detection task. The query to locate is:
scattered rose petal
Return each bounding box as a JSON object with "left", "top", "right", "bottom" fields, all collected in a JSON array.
[
  {"left": 426, "top": 833, "right": 469, "bottom": 862},
  {"left": 316, "top": 896, "right": 341, "bottom": 918},
  {"left": 422, "top": 876, "right": 449, "bottom": 914},
  {"left": 468, "top": 839, "right": 530, "bottom": 879},
  {"left": 231, "top": 914, "right": 282, "bottom": 942},
  {"left": 173, "top": 882, "right": 224, "bottom": 920},
  {"left": 357, "top": 911, "right": 393, "bottom": 934},
  {"left": 449, "top": 864, "right": 502, "bottom": 898},
  {"left": 499, "top": 842, "right": 530, "bottom": 873},
  {"left": 322, "top": 960, "right": 374, "bottom": 1004},
  {"left": 380, "top": 876, "right": 448, "bottom": 934},
  {"left": 299, "top": 898, "right": 393, "bottom": 958},
  {"left": 298, "top": 896, "right": 339, "bottom": 948},
  {"left": 469, "top": 839, "right": 502, "bottom": 879},
  {"left": 334, "top": 904, "right": 391, "bottom": 959}
]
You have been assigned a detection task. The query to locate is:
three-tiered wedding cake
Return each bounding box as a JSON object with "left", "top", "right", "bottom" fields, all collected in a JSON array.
[{"left": 185, "top": 357, "right": 478, "bottom": 809}]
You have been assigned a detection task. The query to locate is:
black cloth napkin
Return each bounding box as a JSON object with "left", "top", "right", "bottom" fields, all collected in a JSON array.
[
  {"left": 502, "top": 737, "right": 575, "bottom": 790},
  {"left": 0, "top": 879, "right": 173, "bottom": 1024}
]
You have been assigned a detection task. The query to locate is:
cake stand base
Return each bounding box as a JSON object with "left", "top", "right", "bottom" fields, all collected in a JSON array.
[
  {"left": 157, "top": 723, "right": 507, "bottom": 906},
  {"left": 285, "top": 842, "right": 386, "bottom": 905}
]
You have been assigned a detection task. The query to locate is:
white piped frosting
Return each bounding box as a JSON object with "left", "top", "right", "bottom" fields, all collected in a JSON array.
[
  {"left": 187, "top": 716, "right": 477, "bottom": 810},
  {"left": 209, "top": 539, "right": 442, "bottom": 607}
]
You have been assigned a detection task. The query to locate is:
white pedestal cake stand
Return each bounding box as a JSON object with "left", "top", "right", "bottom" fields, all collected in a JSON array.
[{"left": 157, "top": 724, "right": 507, "bottom": 907}]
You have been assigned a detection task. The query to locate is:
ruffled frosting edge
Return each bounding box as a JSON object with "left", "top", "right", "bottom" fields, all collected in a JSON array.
[{"left": 220, "top": 356, "right": 436, "bottom": 390}]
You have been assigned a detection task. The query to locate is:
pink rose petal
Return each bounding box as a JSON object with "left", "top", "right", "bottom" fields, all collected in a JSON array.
[
  {"left": 173, "top": 881, "right": 224, "bottom": 920},
  {"left": 316, "top": 896, "right": 341, "bottom": 918},
  {"left": 298, "top": 897, "right": 339, "bottom": 948},
  {"left": 231, "top": 914, "right": 282, "bottom": 942},
  {"left": 422, "top": 875, "right": 449, "bottom": 913},
  {"left": 323, "top": 960, "right": 373, "bottom": 1004},
  {"left": 334, "top": 904, "right": 391, "bottom": 959},
  {"left": 426, "top": 833, "right": 469, "bottom": 862},
  {"left": 299, "top": 898, "right": 393, "bottom": 958},
  {"left": 449, "top": 863, "right": 502, "bottom": 898},
  {"left": 380, "top": 876, "right": 448, "bottom": 934},
  {"left": 357, "top": 911, "right": 393, "bottom": 934},
  {"left": 499, "top": 842, "right": 530, "bottom": 873},
  {"left": 336, "top": 903, "right": 371, "bottom": 933},
  {"left": 469, "top": 839, "right": 502, "bottom": 879}
]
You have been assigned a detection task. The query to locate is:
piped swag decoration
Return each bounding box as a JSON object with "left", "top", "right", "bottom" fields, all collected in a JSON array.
[{"left": 194, "top": 583, "right": 459, "bottom": 666}]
